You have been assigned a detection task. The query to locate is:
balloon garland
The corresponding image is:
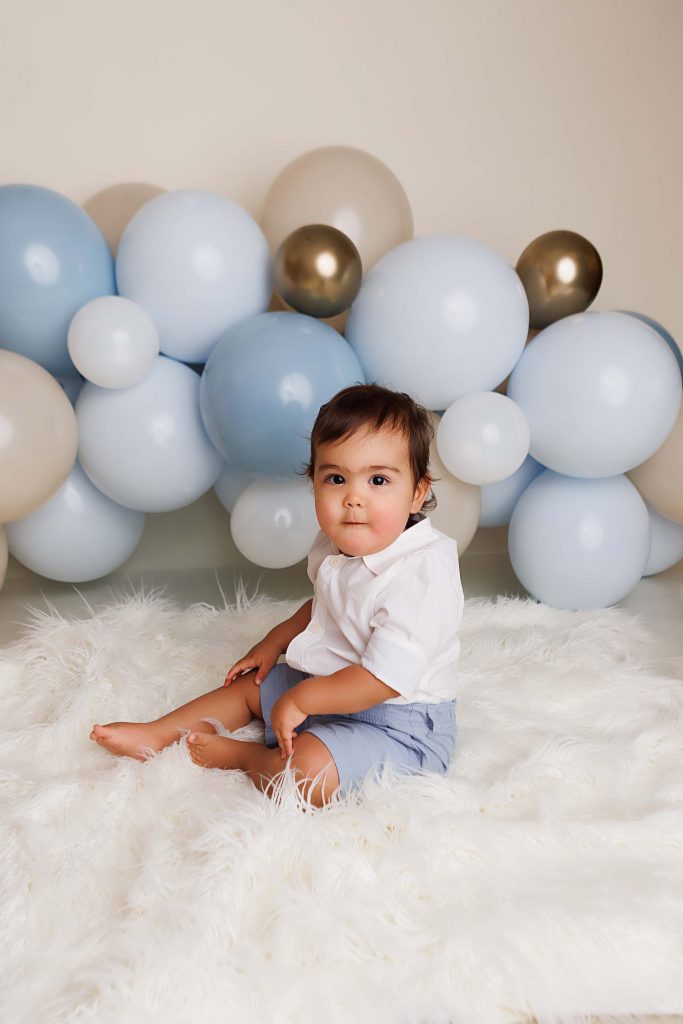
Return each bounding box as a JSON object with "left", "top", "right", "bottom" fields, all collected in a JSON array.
[{"left": 0, "top": 145, "right": 681, "bottom": 608}]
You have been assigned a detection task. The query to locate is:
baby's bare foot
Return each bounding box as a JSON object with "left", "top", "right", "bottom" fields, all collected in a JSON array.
[
  {"left": 90, "top": 722, "right": 170, "bottom": 760},
  {"left": 187, "top": 732, "right": 244, "bottom": 770}
]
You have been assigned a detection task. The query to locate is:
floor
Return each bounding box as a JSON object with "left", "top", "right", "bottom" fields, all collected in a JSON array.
[
  {"left": 2, "top": 542, "right": 681, "bottom": 1024},
  {"left": 1, "top": 540, "right": 682, "bottom": 677}
]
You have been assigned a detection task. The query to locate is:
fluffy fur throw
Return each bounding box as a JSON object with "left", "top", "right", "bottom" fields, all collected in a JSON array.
[{"left": 1, "top": 589, "right": 682, "bottom": 1023}]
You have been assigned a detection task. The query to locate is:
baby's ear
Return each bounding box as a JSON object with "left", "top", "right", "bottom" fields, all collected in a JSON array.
[{"left": 412, "top": 476, "right": 431, "bottom": 509}]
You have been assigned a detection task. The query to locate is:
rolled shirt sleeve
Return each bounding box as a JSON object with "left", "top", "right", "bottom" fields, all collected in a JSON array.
[{"left": 361, "top": 551, "right": 464, "bottom": 700}]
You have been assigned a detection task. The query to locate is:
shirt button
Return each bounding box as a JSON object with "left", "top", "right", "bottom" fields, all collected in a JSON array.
[{"left": 310, "top": 623, "right": 321, "bottom": 635}]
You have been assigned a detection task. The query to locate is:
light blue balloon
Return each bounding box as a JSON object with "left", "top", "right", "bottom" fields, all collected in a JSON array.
[
  {"left": 508, "top": 470, "right": 650, "bottom": 609},
  {"left": 345, "top": 235, "right": 529, "bottom": 410},
  {"left": 620, "top": 311, "right": 683, "bottom": 382},
  {"left": 214, "top": 459, "right": 253, "bottom": 513},
  {"left": 507, "top": 311, "right": 681, "bottom": 478},
  {"left": 479, "top": 455, "right": 545, "bottom": 527},
  {"left": 200, "top": 312, "right": 365, "bottom": 476},
  {"left": 643, "top": 505, "right": 683, "bottom": 576},
  {"left": 6, "top": 462, "right": 144, "bottom": 582},
  {"left": 77, "top": 356, "right": 222, "bottom": 512},
  {"left": 0, "top": 185, "right": 115, "bottom": 376}
]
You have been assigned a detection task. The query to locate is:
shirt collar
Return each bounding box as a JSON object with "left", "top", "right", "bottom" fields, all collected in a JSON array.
[{"left": 330, "top": 514, "right": 439, "bottom": 576}]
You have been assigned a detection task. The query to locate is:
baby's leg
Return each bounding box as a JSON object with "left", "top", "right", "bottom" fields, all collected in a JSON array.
[{"left": 90, "top": 670, "right": 263, "bottom": 760}]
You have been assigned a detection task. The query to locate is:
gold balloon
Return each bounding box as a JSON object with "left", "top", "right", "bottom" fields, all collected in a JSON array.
[
  {"left": 516, "top": 230, "right": 603, "bottom": 330},
  {"left": 273, "top": 224, "right": 363, "bottom": 319}
]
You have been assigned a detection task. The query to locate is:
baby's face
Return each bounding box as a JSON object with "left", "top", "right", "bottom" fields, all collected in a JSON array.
[{"left": 312, "top": 425, "right": 430, "bottom": 557}]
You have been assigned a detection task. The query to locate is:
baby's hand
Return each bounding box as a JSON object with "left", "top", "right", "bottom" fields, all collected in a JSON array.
[
  {"left": 224, "top": 640, "right": 280, "bottom": 687},
  {"left": 270, "top": 692, "right": 308, "bottom": 759}
]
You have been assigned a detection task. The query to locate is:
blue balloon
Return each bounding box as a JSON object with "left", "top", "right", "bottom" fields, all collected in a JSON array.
[
  {"left": 479, "top": 454, "right": 545, "bottom": 527},
  {"left": 620, "top": 310, "right": 683, "bottom": 382},
  {"left": 6, "top": 462, "right": 144, "bottom": 582},
  {"left": 0, "top": 185, "right": 115, "bottom": 376},
  {"left": 200, "top": 312, "right": 365, "bottom": 476},
  {"left": 508, "top": 470, "right": 650, "bottom": 609}
]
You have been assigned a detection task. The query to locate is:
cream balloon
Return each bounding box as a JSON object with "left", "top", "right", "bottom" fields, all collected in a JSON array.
[
  {"left": 261, "top": 146, "right": 413, "bottom": 272},
  {"left": 628, "top": 397, "right": 683, "bottom": 524},
  {"left": 437, "top": 392, "right": 531, "bottom": 485},
  {"left": 0, "top": 350, "right": 78, "bottom": 521},
  {"left": 428, "top": 414, "right": 481, "bottom": 554},
  {"left": 83, "top": 182, "right": 166, "bottom": 255},
  {"left": 68, "top": 295, "right": 160, "bottom": 388},
  {"left": 0, "top": 526, "right": 7, "bottom": 590}
]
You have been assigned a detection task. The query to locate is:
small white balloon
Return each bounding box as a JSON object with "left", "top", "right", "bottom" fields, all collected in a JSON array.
[
  {"left": 437, "top": 392, "right": 530, "bottom": 485},
  {"left": 68, "top": 295, "right": 159, "bottom": 388},
  {"left": 230, "top": 477, "right": 319, "bottom": 569}
]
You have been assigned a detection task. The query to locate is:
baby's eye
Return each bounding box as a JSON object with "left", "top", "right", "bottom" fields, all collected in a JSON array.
[
  {"left": 371, "top": 475, "right": 388, "bottom": 486},
  {"left": 325, "top": 473, "right": 345, "bottom": 485}
]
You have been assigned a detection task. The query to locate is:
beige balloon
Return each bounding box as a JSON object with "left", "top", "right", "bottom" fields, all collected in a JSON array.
[
  {"left": 0, "top": 350, "right": 78, "bottom": 522},
  {"left": 0, "top": 526, "right": 7, "bottom": 591},
  {"left": 427, "top": 414, "right": 481, "bottom": 554},
  {"left": 83, "top": 182, "right": 166, "bottom": 255},
  {"left": 261, "top": 145, "right": 413, "bottom": 273},
  {"left": 627, "top": 396, "right": 683, "bottom": 524}
]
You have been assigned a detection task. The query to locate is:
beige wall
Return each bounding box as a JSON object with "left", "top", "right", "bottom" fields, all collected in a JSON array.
[{"left": 2, "top": 0, "right": 681, "bottom": 578}]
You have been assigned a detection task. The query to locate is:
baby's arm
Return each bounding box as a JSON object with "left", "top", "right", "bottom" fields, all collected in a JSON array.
[
  {"left": 225, "top": 599, "right": 313, "bottom": 685},
  {"left": 291, "top": 665, "right": 399, "bottom": 715}
]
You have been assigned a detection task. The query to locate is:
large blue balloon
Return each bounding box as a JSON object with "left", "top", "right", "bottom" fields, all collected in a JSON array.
[
  {"left": 0, "top": 185, "right": 115, "bottom": 377},
  {"left": 508, "top": 470, "right": 650, "bottom": 609},
  {"left": 200, "top": 312, "right": 365, "bottom": 476},
  {"left": 620, "top": 310, "right": 683, "bottom": 383}
]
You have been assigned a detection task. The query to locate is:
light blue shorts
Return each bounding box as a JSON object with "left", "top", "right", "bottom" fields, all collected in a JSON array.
[{"left": 259, "top": 663, "right": 457, "bottom": 798}]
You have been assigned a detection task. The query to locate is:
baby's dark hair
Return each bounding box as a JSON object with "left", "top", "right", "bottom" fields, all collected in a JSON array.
[{"left": 304, "top": 382, "right": 438, "bottom": 512}]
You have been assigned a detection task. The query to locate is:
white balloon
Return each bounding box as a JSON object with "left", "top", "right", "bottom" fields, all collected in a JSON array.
[
  {"left": 116, "top": 190, "right": 272, "bottom": 363},
  {"left": 68, "top": 295, "right": 159, "bottom": 388},
  {"left": 507, "top": 311, "right": 682, "bottom": 478},
  {"left": 437, "top": 391, "right": 530, "bottom": 485},
  {"left": 345, "top": 235, "right": 529, "bottom": 409},
  {"left": 6, "top": 462, "right": 145, "bottom": 582},
  {"left": 230, "top": 478, "right": 319, "bottom": 569},
  {"left": 76, "top": 356, "right": 222, "bottom": 512}
]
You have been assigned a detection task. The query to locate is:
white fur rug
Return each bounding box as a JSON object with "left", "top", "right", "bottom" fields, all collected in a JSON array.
[{"left": 1, "top": 589, "right": 682, "bottom": 1024}]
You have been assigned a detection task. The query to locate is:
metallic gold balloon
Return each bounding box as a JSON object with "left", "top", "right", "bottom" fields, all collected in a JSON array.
[
  {"left": 273, "top": 224, "right": 363, "bottom": 319},
  {"left": 516, "top": 230, "right": 603, "bottom": 330}
]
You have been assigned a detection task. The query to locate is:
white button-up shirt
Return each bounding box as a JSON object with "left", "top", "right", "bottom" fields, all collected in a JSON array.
[{"left": 285, "top": 515, "right": 465, "bottom": 705}]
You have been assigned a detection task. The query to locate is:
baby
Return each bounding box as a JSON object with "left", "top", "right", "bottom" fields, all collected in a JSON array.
[{"left": 91, "top": 383, "right": 465, "bottom": 806}]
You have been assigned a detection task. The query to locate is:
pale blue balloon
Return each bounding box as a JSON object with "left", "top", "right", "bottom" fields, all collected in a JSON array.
[
  {"left": 620, "top": 311, "right": 683, "bottom": 382},
  {"left": 200, "top": 312, "right": 365, "bottom": 476},
  {"left": 479, "top": 455, "right": 545, "bottom": 527},
  {"left": 116, "top": 190, "right": 272, "bottom": 363},
  {"left": 508, "top": 470, "right": 650, "bottom": 609},
  {"left": 6, "top": 462, "right": 145, "bottom": 582},
  {"left": 0, "top": 185, "right": 115, "bottom": 376},
  {"left": 507, "top": 311, "right": 682, "bottom": 478},
  {"left": 77, "top": 356, "right": 222, "bottom": 512},
  {"left": 345, "top": 235, "right": 529, "bottom": 410},
  {"left": 213, "top": 459, "right": 253, "bottom": 513},
  {"left": 643, "top": 505, "right": 683, "bottom": 576}
]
